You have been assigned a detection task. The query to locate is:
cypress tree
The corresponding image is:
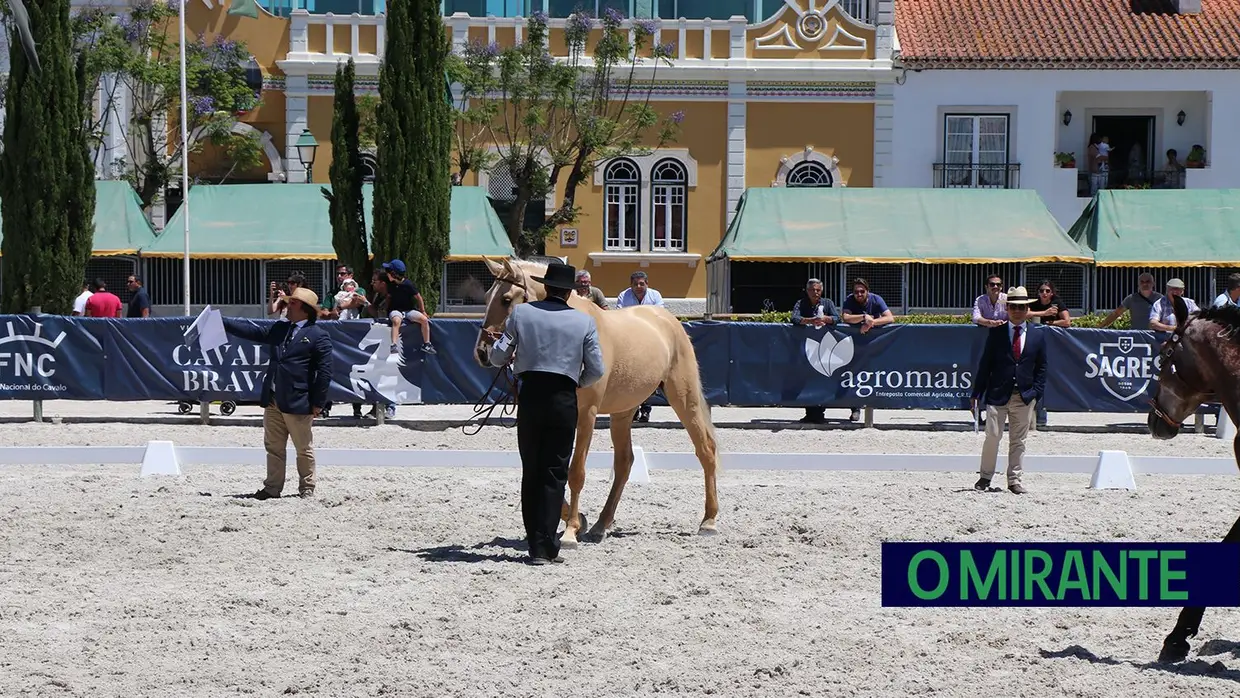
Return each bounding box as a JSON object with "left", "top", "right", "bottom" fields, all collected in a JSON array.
[
  {"left": 323, "top": 57, "right": 371, "bottom": 285},
  {"left": 0, "top": 0, "right": 96, "bottom": 313},
  {"left": 373, "top": 0, "right": 450, "bottom": 311}
]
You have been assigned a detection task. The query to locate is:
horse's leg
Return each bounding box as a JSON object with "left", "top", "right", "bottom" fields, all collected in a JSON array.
[
  {"left": 664, "top": 377, "right": 720, "bottom": 535},
  {"left": 559, "top": 405, "right": 597, "bottom": 550},
  {"left": 583, "top": 410, "right": 636, "bottom": 543},
  {"left": 1162, "top": 431, "right": 1240, "bottom": 661}
]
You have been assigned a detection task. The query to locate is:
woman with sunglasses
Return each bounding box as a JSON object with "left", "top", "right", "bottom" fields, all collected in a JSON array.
[{"left": 1027, "top": 280, "right": 1071, "bottom": 427}]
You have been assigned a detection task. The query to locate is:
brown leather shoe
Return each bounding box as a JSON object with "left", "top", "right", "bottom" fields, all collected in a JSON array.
[
  {"left": 1009, "top": 483, "right": 1028, "bottom": 495},
  {"left": 974, "top": 478, "right": 991, "bottom": 491},
  {"left": 252, "top": 489, "right": 280, "bottom": 501}
]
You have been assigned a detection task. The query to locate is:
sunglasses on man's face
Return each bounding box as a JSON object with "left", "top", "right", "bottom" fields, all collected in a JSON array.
[{"left": 988, "top": 282, "right": 1002, "bottom": 288}]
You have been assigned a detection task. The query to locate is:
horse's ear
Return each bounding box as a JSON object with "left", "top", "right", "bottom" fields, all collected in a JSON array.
[
  {"left": 482, "top": 255, "right": 505, "bottom": 278},
  {"left": 1173, "top": 295, "right": 1189, "bottom": 328}
]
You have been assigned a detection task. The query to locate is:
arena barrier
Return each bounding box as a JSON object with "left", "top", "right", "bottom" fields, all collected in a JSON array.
[
  {"left": 0, "top": 443, "right": 1231, "bottom": 489},
  {"left": 0, "top": 315, "right": 1176, "bottom": 412}
]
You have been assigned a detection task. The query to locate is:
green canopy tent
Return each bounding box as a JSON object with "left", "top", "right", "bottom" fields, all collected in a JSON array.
[
  {"left": 1068, "top": 189, "right": 1240, "bottom": 267},
  {"left": 709, "top": 187, "right": 1092, "bottom": 264},
  {"left": 0, "top": 180, "right": 157, "bottom": 256},
  {"left": 705, "top": 187, "right": 1092, "bottom": 314},
  {"left": 144, "top": 183, "right": 513, "bottom": 260}
]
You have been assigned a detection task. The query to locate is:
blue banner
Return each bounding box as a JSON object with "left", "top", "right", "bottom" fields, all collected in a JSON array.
[
  {"left": 881, "top": 542, "right": 1240, "bottom": 607},
  {"left": 0, "top": 315, "right": 1183, "bottom": 413}
]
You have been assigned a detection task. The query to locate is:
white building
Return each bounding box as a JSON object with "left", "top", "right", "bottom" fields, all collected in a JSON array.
[{"left": 888, "top": 0, "right": 1240, "bottom": 229}]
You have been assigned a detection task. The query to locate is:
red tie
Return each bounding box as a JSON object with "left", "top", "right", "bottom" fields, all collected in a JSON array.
[{"left": 1012, "top": 325, "right": 1022, "bottom": 362}]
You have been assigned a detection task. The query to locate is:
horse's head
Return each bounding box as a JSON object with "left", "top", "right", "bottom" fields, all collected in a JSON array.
[
  {"left": 1149, "top": 295, "right": 1209, "bottom": 439},
  {"left": 473, "top": 256, "right": 547, "bottom": 366}
]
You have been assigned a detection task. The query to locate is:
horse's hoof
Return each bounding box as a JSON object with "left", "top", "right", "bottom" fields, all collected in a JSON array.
[
  {"left": 560, "top": 537, "right": 579, "bottom": 550},
  {"left": 578, "top": 512, "right": 589, "bottom": 532},
  {"left": 1158, "top": 638, "right": 1190, "bottom": 663},
  {"left": 698, "top": 519, "right": 718, "bottom": 536},
  {"left": 581, "top": 527, "right": 608, "bottom": 544}
]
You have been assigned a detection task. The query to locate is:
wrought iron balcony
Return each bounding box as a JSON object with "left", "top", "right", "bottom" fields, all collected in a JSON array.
[{"left": 932, "top": 163, "right": 1021, "bottom": 190}]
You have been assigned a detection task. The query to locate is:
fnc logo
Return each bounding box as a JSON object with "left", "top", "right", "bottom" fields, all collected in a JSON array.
[
  {"left": 1084, "top": 335, "right": 1157, "bottom": 401},
  {"left": 805, "top": 332, "right": 855, "bottom": 377},
  {"left": 0, "top": 321, "right": 66, "bottom": 378}
]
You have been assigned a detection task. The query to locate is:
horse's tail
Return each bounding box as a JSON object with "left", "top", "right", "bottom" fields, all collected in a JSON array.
[{"left": 669, "top": 316, "right": 719, "bottom": 459}]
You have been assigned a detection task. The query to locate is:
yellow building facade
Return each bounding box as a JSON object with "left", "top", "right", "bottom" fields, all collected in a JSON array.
[{"left": 185, "top": 0, "right": 898, "bottom": 303}]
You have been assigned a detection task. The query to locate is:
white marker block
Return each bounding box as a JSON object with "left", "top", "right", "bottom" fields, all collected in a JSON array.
[
  {"left": 1218, "top": 411, "right": 1237, "bottom": 441},
  {"left": 629, "top": 446, "right": 651, "bottom": 485},
  {"left": 1089, "top": 450, "right": 1135, "bottom": 490},
  {"left": 140, "top": 440, "right": 182, "bottom": 477}
]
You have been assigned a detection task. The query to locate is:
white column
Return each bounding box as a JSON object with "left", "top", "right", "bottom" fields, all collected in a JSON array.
[
  {"left": 873, "top": 82, "right": 894, "bottom": 187},
  {"left": 285, "top": 75, "right": 310, "bottom": 183},
  {"left": 725, "top": 79, "right": 746, "bottom": 226}
]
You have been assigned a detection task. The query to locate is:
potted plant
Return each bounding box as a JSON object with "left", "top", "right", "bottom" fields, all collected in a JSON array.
[
  {"left": 1055, "top": 152, "right": 1076, "bottom": 169},
  {"left": 1185, "top": 145, "right": 1206, "bottom": 168}
]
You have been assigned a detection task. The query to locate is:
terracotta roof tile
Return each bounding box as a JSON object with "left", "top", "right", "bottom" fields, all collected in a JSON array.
[{"left": 895, "top": 0, "right": 1240, "bottom": 69}]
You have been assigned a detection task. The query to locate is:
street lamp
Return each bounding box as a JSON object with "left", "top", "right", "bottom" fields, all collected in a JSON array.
[{"left": 295, "top": 129, "right": 319, "bottom": 183}]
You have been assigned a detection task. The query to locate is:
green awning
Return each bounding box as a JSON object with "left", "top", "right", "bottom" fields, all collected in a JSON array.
[
  {"left": 0, "top": 180, "right": 157, "bottom": 256},
  {"left": 708, "top": 187, "right": 1092, "bottom": 264},
  {"left": 1068, "top": 189, "right": 1240, "bottom": 267},
  {"left": 144, "top": 183, "right": 513, "bottom": 260}
]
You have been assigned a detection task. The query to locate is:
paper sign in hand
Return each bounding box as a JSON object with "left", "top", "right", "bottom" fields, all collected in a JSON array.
[{"left": 184, "top": 305, "right": 227, "bottom": 355}]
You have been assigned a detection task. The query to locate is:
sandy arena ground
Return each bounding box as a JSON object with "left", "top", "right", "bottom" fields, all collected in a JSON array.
[{"left": 2, "top": 402, "right": 1240, "bottom": 696}]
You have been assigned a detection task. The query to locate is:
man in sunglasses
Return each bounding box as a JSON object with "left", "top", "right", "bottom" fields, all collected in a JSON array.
[{"left": 972, "top": 274, "right": 1008, "bottom": 328}]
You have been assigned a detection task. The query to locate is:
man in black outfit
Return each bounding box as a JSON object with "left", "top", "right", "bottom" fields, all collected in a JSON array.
[
  {"left": 486, "top": 263, "right": 605, "bottom": 565},
  {"left": 971, "top": 286, "right": 1047, "bottom": 495},
  {"left": 223, "top": 287, "right": 334, "bottom": 500}
]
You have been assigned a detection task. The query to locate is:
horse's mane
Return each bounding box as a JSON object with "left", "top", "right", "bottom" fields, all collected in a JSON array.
[{"left": 1193, "top": 303, "right": 1240, "bottom": 336}]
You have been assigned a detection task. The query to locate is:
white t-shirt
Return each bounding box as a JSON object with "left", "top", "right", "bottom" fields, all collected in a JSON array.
[
  {"left": 73, "top": 290, "right": 92, "bottom": 315},
  {"left": 615, "top": 287, "right": 664, "bottom": 308},
  {"left": 1213, "top": 292, "right": 1238, "bottom": 309}
]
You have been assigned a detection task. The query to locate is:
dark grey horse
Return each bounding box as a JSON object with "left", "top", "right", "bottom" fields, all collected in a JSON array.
[{"left": 1147, "top": 296, "right": 1240, "bottom": 662}]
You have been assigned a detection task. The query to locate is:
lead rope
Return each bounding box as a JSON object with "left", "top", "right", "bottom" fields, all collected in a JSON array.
[{"left": 458, "top": 359, "right": 518, "bottom": 436}]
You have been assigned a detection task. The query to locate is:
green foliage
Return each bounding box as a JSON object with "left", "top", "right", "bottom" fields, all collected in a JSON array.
[
  {"left": 373, "top": 0, "right": 451, "bottom": 310},
  {"left": 324, "top": 58, "right": 371, "bottom": 286},
  {"left": 72, "top": 2, "right": 263, "bottom": 209},
  {"left": 1, "top": 0, "right": 96, "bottom": 313},
  {"left": 449, "top": 9, "right": 682, "bottom": 254}
]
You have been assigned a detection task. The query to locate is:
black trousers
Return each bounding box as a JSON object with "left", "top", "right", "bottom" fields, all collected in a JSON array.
[{"left": 515, "top": 371, "right": 578, "bottom": 560}]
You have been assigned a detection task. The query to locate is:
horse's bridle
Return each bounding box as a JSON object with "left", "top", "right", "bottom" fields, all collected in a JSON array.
[
  {"left": 1149, "top": 326, "right": 1190, "bottom": 429},
  {"left": 458, "top": 272, "right": 532, "bottom": 435}
]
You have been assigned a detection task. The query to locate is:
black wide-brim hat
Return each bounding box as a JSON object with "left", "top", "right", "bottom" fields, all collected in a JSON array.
[{"left": 532, "top": 262, "right": 578, "bottom": 290}]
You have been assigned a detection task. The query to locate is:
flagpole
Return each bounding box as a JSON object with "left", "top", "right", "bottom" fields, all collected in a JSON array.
[{"left": 179, "top": 0, "right": 191, "bottom": 317}]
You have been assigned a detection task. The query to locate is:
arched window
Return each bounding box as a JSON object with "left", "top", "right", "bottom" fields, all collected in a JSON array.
[
  {"left": 651, "top": 158, "right": 687, "bottom": 252},
  {"left": 786, "top": 161, "right": 834, "bottom": 187},
  {"left": 359, "top": 153, "right": 377, "bottom": 182},
  {"left": 604, "top": 159, "right": 640, "bottom": 251}
]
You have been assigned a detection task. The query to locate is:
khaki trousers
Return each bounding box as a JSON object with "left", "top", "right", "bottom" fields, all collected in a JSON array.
[
  {"left": 979, "top": 389, "right": 1036, "bottom": 486},
  {"left": 262, "top": 404, "right": 316, "bottom": 495}
]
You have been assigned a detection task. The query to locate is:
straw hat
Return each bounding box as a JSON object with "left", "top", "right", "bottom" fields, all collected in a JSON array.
[
  {"left": 1005, "top": 286, "right": 1036, "bottom": 305},
  {"left": 289, "top": 287, "right": 319, "bottom": 308}
]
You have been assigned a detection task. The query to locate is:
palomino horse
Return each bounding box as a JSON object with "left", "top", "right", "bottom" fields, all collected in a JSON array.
[
  {"left": 472, "top": 256, "right": 720, "bottom": 547},
  {"left": 1147, "top": 297, "right": 1240, "bottom": 662}
]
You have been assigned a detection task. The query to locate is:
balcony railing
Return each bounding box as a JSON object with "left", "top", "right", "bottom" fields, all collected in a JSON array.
[
  {"left": 932, "top": 163, "right": 1021, "bottom": 190},
  {"left": 1074, "top": 168, "right": 1187, "bottom": 197}
]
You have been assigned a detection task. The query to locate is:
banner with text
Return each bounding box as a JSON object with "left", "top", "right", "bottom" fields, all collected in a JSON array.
[{"left": 0, "top": 315, "right": 1173, "bottom": 413}]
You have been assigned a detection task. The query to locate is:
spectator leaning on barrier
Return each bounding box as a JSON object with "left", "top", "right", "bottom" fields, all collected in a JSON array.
[
  {"left": 574, "top": 270, "right": 608, "bottom": 309},
  {"left": 791, "top": 278, "right": 842, "bottom": 425},
  {"left": 972, "top": 274, "right": 1008, "bottom": 328},
  {"left": 270, "top": 272, "right": 306, "bottom": 319},
  {"left": 126, "top": 275, "right": 151, "bottom": 318},
  {"left": 1098, "top": 273, "right": 1161, "bottom": 330},
  {"left": 84, "top": 279, "right": 122, "bottom": 318},
  {"left": 1149, "top": 278, "right": 1199, "bottom": 332},
  {"left": 616, "top": 270, "right": 664, "bottom": 422},
  {"left": 72, "top": 282, "right": 92, "bottom": 316},
  {"left": 971, "top": 286, "right": 1047, "bottom": 496},
  {"left": 1029, "top": 280, "right": 1071, "bottom": 328},
  {"left": 842, "top": 277, "right": 894, "bottom": 338},
  {"left": 1213, "top": 273, "right": 1240, "bottom": 309},
  {"left": 222, "top": 287, "right": 334, "bottom": 500}
]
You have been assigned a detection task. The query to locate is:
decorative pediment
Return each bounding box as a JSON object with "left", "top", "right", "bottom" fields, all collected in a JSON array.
[{"left": 751, "top": 0, "right": 872, "bottom": 55}]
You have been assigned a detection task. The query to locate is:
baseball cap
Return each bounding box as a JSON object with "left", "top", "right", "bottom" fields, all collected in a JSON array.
[
  {"left": 1166, "top": 278, "right": 1185, "bottom": 289},
  {"left": 385, "top": 259, "right": 406, "bottom": 274}
]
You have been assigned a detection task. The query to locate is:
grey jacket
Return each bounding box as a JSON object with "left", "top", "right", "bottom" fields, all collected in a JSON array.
[{"left": 489, "top": 296, "right": 605, "bottom": 388}]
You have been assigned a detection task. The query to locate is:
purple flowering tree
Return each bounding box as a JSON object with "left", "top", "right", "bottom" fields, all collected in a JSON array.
[
  {"left": 447, "top": 9, "right": 682, "bottom": 253},
  {"left": 72, "top": 1, "right": 263, "bottom": 213}
]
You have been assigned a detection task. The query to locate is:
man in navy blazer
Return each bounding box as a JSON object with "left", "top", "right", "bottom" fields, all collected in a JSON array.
[
  {"left": 970, "top": 286, "right": 1047, "bottom": 494},
  {"left": 224, "top": 287, "right": 334, "bottom": 500}
]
